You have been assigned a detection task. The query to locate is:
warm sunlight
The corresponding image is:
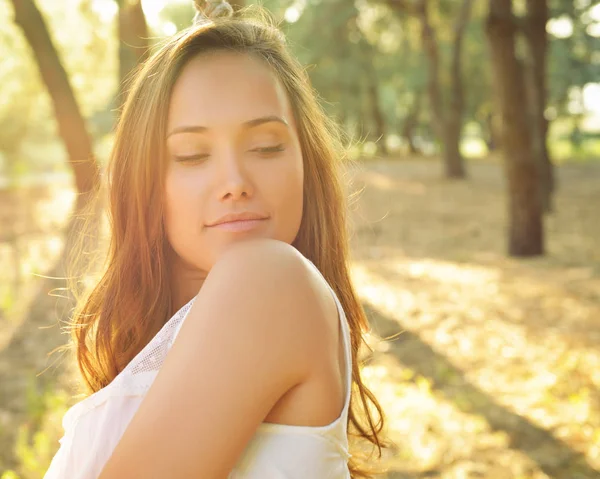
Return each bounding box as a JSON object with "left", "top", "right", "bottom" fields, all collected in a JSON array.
[
  {"left": 2, "top": 1, "right": 599, "bottom": 477},
  {"left": 90, "top": 0, "right": 118, "bottom": 22},
  {"left": 351, "top": 252, "right": 600, "bottom": 473}
]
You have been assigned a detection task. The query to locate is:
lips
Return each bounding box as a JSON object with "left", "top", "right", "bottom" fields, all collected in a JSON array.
[
  {"left": 206, "top": 212, "right": 269, "bottom": 227},
  {"left": 208, "top": 218, "right": 268, "bottom": 233}
]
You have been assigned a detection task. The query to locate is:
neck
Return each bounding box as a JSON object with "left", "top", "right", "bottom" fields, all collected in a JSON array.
[{"left": 168, "top": 255, "right": 208, "bottom": 313}]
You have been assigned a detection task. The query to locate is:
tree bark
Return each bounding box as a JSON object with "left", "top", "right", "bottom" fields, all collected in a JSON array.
[
  {"left": 11, "top": 0, "right": 100, "bottom": 196},
  {"left": 524, "top": 0, "right": 555, "bottom": 213},
  {"left": 486, "top": 0, "right": 544, "bottom": 256}
]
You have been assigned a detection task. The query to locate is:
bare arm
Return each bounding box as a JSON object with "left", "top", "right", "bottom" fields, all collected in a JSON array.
[{"left": 98, "top": 239, "right": 331, "bottom": 478}]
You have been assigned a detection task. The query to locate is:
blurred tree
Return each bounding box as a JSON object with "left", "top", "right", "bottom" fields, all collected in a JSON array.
[
  {"left": 9, "top": 0, "right": 99, "bottom": 199},
  {"left": 278, "top": 1, "right": 362, "bottom": 138},
  {"left": 1, "top": 0, "right": 104, "bottom": 470},
  {"left": 0, "top": 24, "right": 39, "bottom": 174},
  {"left": 113, "top": 0, "right": 246, "bottom": 113},
  {"left": 384, "top": 7, "right": 429, "bottom": 155},
  {"left": 357, "top": 17, "right": 389, "bottom": 155},
  {"left": 524, "top": 0, "right": 554, "bottom": 213},
  {"left": 284, "top": 0, "right": 395, "bottom": 155},
  {"left": 547, "top": 0, "right": 600, "bottom": 151},
  {"left": 116, "top": 0, "right": 149, "bottom": 108},
  {"left": 486, "top": 0, "right": 544, "bottom": 256},
  {"left": 388, "top": 0, "right": 474, "bottom": 178},
  {"left": 91, "top": 0, "right": 150, "bottom": 136},
  {"left": 1, "top": 0, "right": 117, "bottom": 152},
  {"left": 402, "top": 89, "right": 424, "bottom": 155}
]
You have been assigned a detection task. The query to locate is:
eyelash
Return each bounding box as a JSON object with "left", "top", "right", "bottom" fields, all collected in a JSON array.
[{"left": 175, "top": 144, "right": 286, "bottom": 163}]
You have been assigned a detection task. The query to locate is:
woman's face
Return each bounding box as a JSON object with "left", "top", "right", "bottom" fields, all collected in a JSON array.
[{"left": 164, "top": 51, "right": 304, "bottom": 294}]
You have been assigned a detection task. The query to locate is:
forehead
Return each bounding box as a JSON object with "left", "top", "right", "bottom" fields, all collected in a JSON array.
[{"left": 168, "top": 51, "right": 295, "bottom": 131}]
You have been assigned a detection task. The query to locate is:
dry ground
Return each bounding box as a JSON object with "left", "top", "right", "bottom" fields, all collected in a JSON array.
[
  {"left": 0, "top": 157, "right": 599, "bottom": 478},
  {"left": 348, "top": 158, "right": 600, "bottom": 478}
]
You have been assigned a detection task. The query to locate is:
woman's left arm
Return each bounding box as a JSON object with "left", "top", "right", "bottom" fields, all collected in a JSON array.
[{"left": 98, "top": 239, "right": 331, "bottom": 479}]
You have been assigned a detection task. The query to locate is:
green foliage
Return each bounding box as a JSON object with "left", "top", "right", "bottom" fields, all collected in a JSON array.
[
  {"left": 8, "top": 376, "right": 72, "bottom": 479},
  {"left": 1, "top": 0, "right": 598, "bottom": 166},
  {"left": 0, "top": 5, "right": 50, "bottom": 165},
  {"left": 0, "top": 0, "right": 117, "bottom": 173},
  {"left": 547, "top": 0, "right": 600, "bottom": 115}
]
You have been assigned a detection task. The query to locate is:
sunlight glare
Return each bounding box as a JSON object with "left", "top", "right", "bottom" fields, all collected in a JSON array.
[
  {"left": 162, "top": 21, "right": 177, "bottom": 36},
  {"left": 284, "top": 6, "right": 301, "bottom": 23},
  {"left": 91, "top": 0, "right": 118, "bottom": 22},
  {"left": 402, "top": 259, "right": 500, "bottom": 287},
  {"left": 583, "top": 83, "right": 600, "bottom": 113},
  {"left": 141, "top": 0, "right": 168, "bottom": 26},
  {"left": 589, "top": 3, "right": 600, "bottom": 22},
  {"left": 587, "top": 22, "right": 600, "bottom": 38},
  {"left": 547, "top": 15, "right": 574, "bottom": 38},
  {"left": 284, "top": 0, "right": 306, "bottom": 24}
]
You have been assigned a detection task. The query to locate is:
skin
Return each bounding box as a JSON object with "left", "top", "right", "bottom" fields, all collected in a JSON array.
[
  {"left": 164, "top": 51, "right": 305, "bottom": 311},
  {"left": 98, "top": 53, "right": 346, "bottom": 478}
]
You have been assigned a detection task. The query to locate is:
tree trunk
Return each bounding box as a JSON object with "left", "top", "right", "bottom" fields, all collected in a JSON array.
[
  {"left": 524, "top": 0, "right": 555, "bottom": 213},
  {"left": 445, "top": 0, "right": 474, "bottom": 177},
  {"left": 417, "top": 0, "right": 468, "bottom": 178},
  {"left": 485, "top": 112, "right": 500, "bottom": 152},
  {"left": 368, "top": 81, "right": 389, "bottom": 156},
  {"left": 11, "top": 0, "right": 100, "bottom": 196},
  {"left": 365, "top": 63, "right": 388, "bottom": 156},
  {"left": 486, "top": 0, "right": 544, "bottom": 257},
  {"left": 117, "top": 0, "right": 149, "bottom": 108},
  {"left": 3, "top": 0, "right": 102, "bottom": 468},
  {"left": 416, "top": 2, "right": 445, "bottom": 152},
  {"left": 403, "top": 91, "right": 423, "bottom": 155}
]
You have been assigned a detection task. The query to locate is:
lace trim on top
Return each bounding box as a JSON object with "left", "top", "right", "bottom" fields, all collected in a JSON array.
[{"left": 61, "top": 298, "right": 197, "bottom": 432}]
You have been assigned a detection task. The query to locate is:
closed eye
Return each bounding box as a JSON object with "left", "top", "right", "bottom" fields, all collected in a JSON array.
[
  {"left": 252, "top": 144, "right": 285, "bottom": 155},
  {"left": 174, "top": 154, "right": 209, "bottom": 163},
  {"left": 174, "top": 144, "right": 286, "bottom": 163}
]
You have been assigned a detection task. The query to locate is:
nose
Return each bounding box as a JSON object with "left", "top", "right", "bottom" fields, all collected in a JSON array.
[{"left": 216, "top": 150, "right": 254, "bottom": 201}]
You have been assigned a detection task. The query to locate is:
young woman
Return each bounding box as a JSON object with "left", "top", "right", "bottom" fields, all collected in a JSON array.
[{"left": 44, "top": 2, "right": 386, "bottom": 478}]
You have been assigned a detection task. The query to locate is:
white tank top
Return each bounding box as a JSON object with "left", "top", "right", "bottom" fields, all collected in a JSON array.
[{"left": 43, "top": 256, "right": 353, "bottom": 478}]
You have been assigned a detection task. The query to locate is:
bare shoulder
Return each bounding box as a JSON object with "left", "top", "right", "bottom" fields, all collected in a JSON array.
[
  {"left": 196, "top": 238, "right": 337, "bottom": 365},
  {"left": 211, "top": 238, "right": 309, "bottom": 277},
  {"left": 206, "top": 238, "right": 327, "bottom": 301}
]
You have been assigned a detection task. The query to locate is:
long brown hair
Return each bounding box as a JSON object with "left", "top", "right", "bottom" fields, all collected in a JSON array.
[{"left": 67, "top": 8, "right": 388, "bottom": 477}]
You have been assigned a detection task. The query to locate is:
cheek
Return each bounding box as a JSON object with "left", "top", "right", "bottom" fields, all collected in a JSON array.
[
  {"left": 266, "top": 160, "right": 304, "bottom": 242},
  {"left": 163, "top": 169, "right": 208, "bottom": 258},
  {"left": 164, "top": 171, "right": 190, "bottom": 231}
]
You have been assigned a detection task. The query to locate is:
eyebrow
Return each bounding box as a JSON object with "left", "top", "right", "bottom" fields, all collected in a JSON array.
[{"left": 166, "top": 115, "right": 289, "bottom": 138}]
